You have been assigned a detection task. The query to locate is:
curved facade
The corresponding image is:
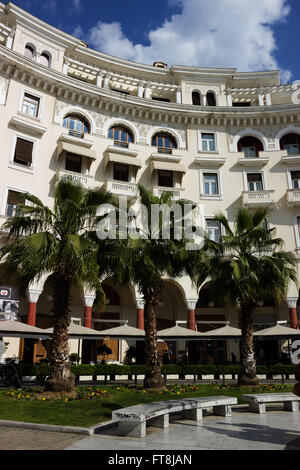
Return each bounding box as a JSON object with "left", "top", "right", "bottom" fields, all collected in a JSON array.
[{"left": 0, "top": 2, "right": 300, "bottom": 364}]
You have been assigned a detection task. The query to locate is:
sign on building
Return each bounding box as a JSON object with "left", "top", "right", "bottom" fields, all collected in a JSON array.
[{"left": 0, "top": 286, "right": 19, "bottom": 321}]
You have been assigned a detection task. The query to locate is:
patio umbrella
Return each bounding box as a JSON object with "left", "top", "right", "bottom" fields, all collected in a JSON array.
[
  {"left": 94, "top": 324, "right": 146, "bottom": 340},
  {"left": 199, "top": 324, "right": 242, "bottom": 340},
  {"left": 0, "top": 320, "right": 50, "bottom": 339},
  {"left": 43, "top": 323, "right": 102, "bottom": 340},
  {"left": 253, "top": 324, "right": 300, "bottom": 339},
  {"left": 157, "top": 325, "right": 204, "bottom": 340}
]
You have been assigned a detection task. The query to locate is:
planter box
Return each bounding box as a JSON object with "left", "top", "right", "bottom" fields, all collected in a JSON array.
[
  {"left": 79, "top": 375, "right": 93, "bottom": 381},
  {"left": 166, "top": 374, "right": 179, "bottom": 380},
  {"left": 272, "top": 375, "right": 281, "bottom": 379},
  {"left": 202, "top": 375, "right": 214, "bottom": 380},
  {"left": 96, "top": 375, "right": 105, "bottom": 380},
  {"left": 184, "top": 375, "right": 194, "bottom": 380},
  {"left": 21, "top": 376, "right": 36, "bottom": 382},
  {"left": 257, "top": 375, "right": 267, "bottom": 379},
  {"left": 115, "top": 375, "right": 129, "bottom": 381}
]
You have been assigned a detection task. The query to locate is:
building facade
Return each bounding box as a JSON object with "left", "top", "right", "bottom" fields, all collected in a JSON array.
[{"left": 0, "top": 2, "right": 299, "bottom": 364}]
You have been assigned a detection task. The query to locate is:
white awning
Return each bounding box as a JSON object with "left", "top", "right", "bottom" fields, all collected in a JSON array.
[
  {"left": 0, "top": 320, "right": 50, "bottom": 339},
  {"left": 105, "top": 153, "right": 142, "bottom": 168},
  {"left": 57, "top": 141, "right": 97, "bottom": 160},
  {"left": 151, "top": 161, "right": 186, "bottom": 173}
]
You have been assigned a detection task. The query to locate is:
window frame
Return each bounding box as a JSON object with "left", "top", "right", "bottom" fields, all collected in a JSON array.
[
  {"left": 243, "top": 170, "right": 266, "bottom": 192},
  {"left": 197, "top": 130, "right": 218, "bottom": 153},
  {"left": 108, "top": 125, "right": 134, "bottom": 148},
  {"left": 9, "top": 133, "right": 37, "bottom": 173},
  {"left": 2, "top": 185, "right": 28, "bottom": 217},
  {"left": 157, "top": 169, "right": 174, "bottom": 188},
  {"left": 293, "top": 214, "right": 300, "bottom": 252},
  {"left": 205, "top": 217, "right": 222, "bottom": 242},
  {"left": 63, "top": 114, "right": 90, "bottom": 139},
  {"left": 151, "top": 132, "right": 177, "bottom": 154},
  {"left": 18, "top": 88, "right": 43, "bottom": 120},
  {"left": 200, "top": 170, "right": 222, "bottom": 199},
  {"left": 113, "top": 162, "right": 130, "bottom": 182},
  {"left": 287, "top": 167, "right": 300, "bottom": 190}
]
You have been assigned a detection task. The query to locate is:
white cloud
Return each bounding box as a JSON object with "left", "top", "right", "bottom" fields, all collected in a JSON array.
[
  {"left": 72, "top": 0, "right": 81, "bottom": 13},
  {"left": 84, "top": 0, "right": 291, "bottom": 79}
]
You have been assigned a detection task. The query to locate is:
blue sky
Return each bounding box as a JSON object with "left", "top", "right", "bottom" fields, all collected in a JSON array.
[{"left": 13, "top": 0, "right": 300, "bottom": 83}]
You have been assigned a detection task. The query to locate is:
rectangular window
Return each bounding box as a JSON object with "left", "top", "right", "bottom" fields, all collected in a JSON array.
[
  {"left": 247, "top": 173, "right": 263, "bottom": 191},
  {"left": 201, "top": 133, "right": 216, "bottom": 152},
  {"left": 14, "top": 138, "right": 33, "bottom": 166},
  {"left": 206, "top": 219, "right": 221, "bottom": 242},
  {"left": 158, "top": 170, "right": 173, "bottom": 188},
  {"left": 65, "top": 153, "right": 82, "bottom": 173},
  {"left": 6, "top": 190, "right": 25, "bottom": 217},
  {"left": 203, "top": 173, "right": 219, "bottom": 195},
  {"left": 241, "top": 146, "right": 256, "bottom": 158},
  {"left": 22, "top": 93, "right": 40, "bottom": 117},
  {"left": 291, "top": 171, "right": 300, "bottom": 189},
  {"left": 285, "top": 144, "right": 299, "bottom": 155},
  {"left": 113, "top": 163, "right": 129, "bottom": 182}
]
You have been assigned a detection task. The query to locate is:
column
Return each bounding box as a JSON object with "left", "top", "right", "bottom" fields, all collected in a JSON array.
[
  {"left": 186, "top": 300, "right": 197, "bottom": 331},
  {"left": 258, "top": 92, "right": 265, "bottom": 106},
  {"left": 97, "top": 71, "right": 104, "bottom": 87},
  {"left": 103, "top": 73, "right": 111, "bottom": 89},
  {"left": 265, "top": 93, "right": 272, "bottom": 106},
  {"left": 137, "top": 81, "right": 145, "bottom": 98},
  {"left": 144, "top": 83, "right": 151, "bottom": 99},
  {"left": 287, "top": 298, "right": 299, "bottom": 329},
  {"left": 226, "top": 92, "right": 233, "bottom": 107},
  {"left": 136, "top": 298, "right": 144, "bottom": 330},
  {"left": 176, "top": 88, "right": 182, "bottom": 104},
  {"left": 26, "top": 289, "right": 42, "bottom": 326},
  {"left": 83, "top": 292, "right": 96, "bottom": 329},
  {"left": 5, "top": 33, "right": 14, "bottom": 50},
  {"left": 63, "top": 58, "right": 70, "bottom": 75}
]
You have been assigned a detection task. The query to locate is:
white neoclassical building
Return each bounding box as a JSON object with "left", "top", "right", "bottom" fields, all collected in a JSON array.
[{"left": 0, "top": 2, "right": 299, "bottom": 365}]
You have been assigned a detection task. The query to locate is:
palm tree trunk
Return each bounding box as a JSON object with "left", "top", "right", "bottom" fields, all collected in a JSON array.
[
  {"left": 238, "top": 302, "right": 259, "bottom": 386},
  {"left": 143, "top": 286, "right": 164, "bottom": 389},
  {"left": 45, "top": 277, "right": 75, "bottom": 392}
]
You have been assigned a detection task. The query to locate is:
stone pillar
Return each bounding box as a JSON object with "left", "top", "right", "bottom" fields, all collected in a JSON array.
[
  {"left": 5, "top": 33, "right": 14, "bottom": 49},
  {"left": 136, "top": 298, "right": 145, "bottom": 330},
  {"left": 137, "top": 81, "right": 145, "bottom": 98},
  {"left": 103, "top": 74, "right": 111, "bottom": 89},
  {"left": 144, "top": 83, "right": 151, "bottom": 99},
  {"left": 26, "top": 289, "right": 42, "bottom": 326},
  {"left": 83, "top": 290, "right": 96, "bottom": 329},
  {"left": 265, "top": 93, "right": 272, "bottom": 106},
  {"left": 63, "top": 59, "right": 70, "bottom": 75},
  {"left": 186, "top": 300, "right": 197, "bottom": 331},
  {"left": 97, "top": 71, "right": 104, "bottom": 87},
  {"left": 287, "top": 298, "right": 299, "bottom": 329},
  {"left": 176, "top": 88, "right": 182, "bottom": 104},
  {"left": 258, "top": 93, "right": 265, "bottom": 106},
  {"left": 226, "top": 92, "right": 232, "bottom": 107}
]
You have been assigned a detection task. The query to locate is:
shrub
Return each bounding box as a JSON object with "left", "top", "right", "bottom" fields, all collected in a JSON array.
[{"left": 161, "top": 365, "right": 182, "bottom": 375}]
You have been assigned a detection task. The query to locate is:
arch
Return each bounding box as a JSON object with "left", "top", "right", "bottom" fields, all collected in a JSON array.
[
  {"left": 24, "top": 43, "right": 36, "bottom": 60},
  {"left": 206, "top": 90, "right": 217, "bottom": 106},
  {"left": 230, "top": 128, "right": 268, "bottom": 153},
  {"left": 147, "top": 126, "right": 184, "bottom": 150},
  {"left": 238, "top": 135, "right": 264, "bottom": 158},
  {"left": 151, "top": 131, "right": 177, "bottom": 154},
  {"left": 275, "top": 127, "right": 300, "bottom": 151},
  {"left": 108, "top": 123, "right": 135, "bottom": 147},
  {"left": 55, "top": 105, "right": 97, "bottom": 135},
  {"left": 39, "top": 51, "right": 51, "bottom": 68},
  {"left": 103, "top": 118, "right": 139, "bottom": 144},
  {"left": 63, "top": 112, "right": 90, "bottom": 138},
  {"left": 197, "top": 282, "right": 225, "bottom": 308},
  {"left": 192, "top": 90, "right": 202, "bottom": 106}
]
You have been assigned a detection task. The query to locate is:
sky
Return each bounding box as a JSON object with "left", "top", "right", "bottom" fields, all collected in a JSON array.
[{"left": 12, "top": 0, "right": 300, "bottom": 83}]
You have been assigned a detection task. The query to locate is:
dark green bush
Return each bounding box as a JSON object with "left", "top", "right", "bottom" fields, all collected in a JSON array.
[
  {"left": 130, "top": 365, "right": 147, "bottom": 375},
  {"left": 71, "top": 364, "right": 95, "bottom": 376},
  {"left": 182, "top": 365, "right": 217, "bottom": 376},
  {"left": 269, "top": 364, "right": 296, "bottom": 376},
  {"left": 161, "top": 365, "right": 182, "bottom": 375}
]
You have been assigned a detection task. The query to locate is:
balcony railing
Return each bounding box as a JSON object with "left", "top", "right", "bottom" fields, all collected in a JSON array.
[
  {"left": 242, "top": 190, "right": 275, "bottom": 207},
  {"left": 106, "top": 180, "right": 138, "bottom": 198},
  {"left": 57, "top": 169, "right": 92, "bottom": 188},
  {"left": 286, "top": 189, "right": 300, "bottom": 207},
  {"left": 153, "top": 186, "right": 183, "bottom": 201}
]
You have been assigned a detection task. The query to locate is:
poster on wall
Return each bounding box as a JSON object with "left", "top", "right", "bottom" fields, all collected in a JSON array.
[{"left": 0, "top": 286, "right": 19, "bottom": 321}]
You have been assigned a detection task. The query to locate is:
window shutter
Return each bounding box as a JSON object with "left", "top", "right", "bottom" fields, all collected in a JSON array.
[
  {"left": 7, "top": 190, "right": 24, "bottom": 205},
  {"left": 14, "top": 138, "right": 33, "bottom": 164}
]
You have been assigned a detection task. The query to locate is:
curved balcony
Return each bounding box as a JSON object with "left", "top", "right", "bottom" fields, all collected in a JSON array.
[{"left": 242, "top": 190, "right": 275, "bottom": 208}]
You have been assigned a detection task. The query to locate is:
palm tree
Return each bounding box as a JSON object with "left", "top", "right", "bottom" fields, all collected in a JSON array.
[
  {"left": 0, "top": 178, "right": 114, "bottom": 392},
  {"left": 96, "top": 184, "right": 203, "bottom": 389},
  {"left": 202, "top": 207, "right": 298, "bottom": 385}
]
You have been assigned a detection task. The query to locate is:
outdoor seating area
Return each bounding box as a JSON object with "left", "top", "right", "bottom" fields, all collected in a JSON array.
[
  {"left": 112, "top": 396, "right": 238, "bottom": 438},
  {"left": 241, "top": 393, "right": 300, "bottom": 414}
]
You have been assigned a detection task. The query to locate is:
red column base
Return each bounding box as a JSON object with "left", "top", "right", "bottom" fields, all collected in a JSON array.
[
  {"left": 27, "top": 302, "right": 37, "bottom": 326},
  {"left": 84, "top": 306, "right": 93, "bottom": 329},
  {"left": 137, "top": 309, "right": 144, "bottom": 330},
  {"left": 188, "top": 309, "right": 196, "bottom": 331},
  {"left": 289, "top": 307, "right": 298, "bottom": 330}
]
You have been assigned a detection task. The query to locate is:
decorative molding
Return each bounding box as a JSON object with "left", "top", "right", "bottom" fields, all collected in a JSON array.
[
  {"left": 287, "top": 298, "right": 298, "bottom": 309},
  {"left": 186, "top": 299, "right": 198, "bottom": 310}
]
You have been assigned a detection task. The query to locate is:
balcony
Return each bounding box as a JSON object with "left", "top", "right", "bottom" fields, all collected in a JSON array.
[
  {"left": 56, "top": 169, "right": 92, "bottom": 188},
  {"left": 286, "top": 189, "right": 300, "bottom": 207},
  {"left": 242, "top": 190, "right": 275, "bottom": 208},
  {"left": 153, "top": 186, "right": 184, "bottom": 201},
  {"left": 106, "top": 180, "right": 139, "bottom": 199}
]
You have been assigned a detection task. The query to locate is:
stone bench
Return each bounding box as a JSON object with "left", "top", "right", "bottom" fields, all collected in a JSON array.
[
  {"left": 242, "top": 393, "right": 300, "bottom": 414},
  {"left": 112, "top": 396, "right": 237, "bottom": 438}
]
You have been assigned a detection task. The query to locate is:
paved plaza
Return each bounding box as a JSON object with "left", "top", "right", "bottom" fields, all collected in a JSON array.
[{"left": 0, "top": 407, "right": 299, "bottom": 451}]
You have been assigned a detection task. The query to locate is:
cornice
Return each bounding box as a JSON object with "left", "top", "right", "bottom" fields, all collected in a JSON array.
[{"left": 1, "top": 45, "right": 300, "bottom": 129}]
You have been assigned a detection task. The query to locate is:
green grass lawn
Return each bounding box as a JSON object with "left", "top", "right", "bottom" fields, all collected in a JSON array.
[{"left": 0, "top": 383, "right": 294, "bottom": 428}]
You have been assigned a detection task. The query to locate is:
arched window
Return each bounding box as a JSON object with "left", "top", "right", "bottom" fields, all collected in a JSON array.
[
  {"left": 152, "top": 132, "right": 177, "bottom": 154},
  {"left": 63, "top": 114, "right": 90, "bottom": 138},
  {"left": 206, "top": 92, "right": 216, "bottom": 106},
  {"left": 192, "top": 91, "right": 201, "bottom": 106},
  {"left": 40, "top": 52, "right": 50, "bottom": 68},
  {"left": 24, "top": 44, "right": 35, "bottom": 60},
  {"left": 280, "top": 133, "right": 300, "bottom": 155},
  {"left": 108, "top": 125, "right": 134, "bottom": 148},
  {"left": 238, "top": 136, "right": 263, "bottom": 158}
]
